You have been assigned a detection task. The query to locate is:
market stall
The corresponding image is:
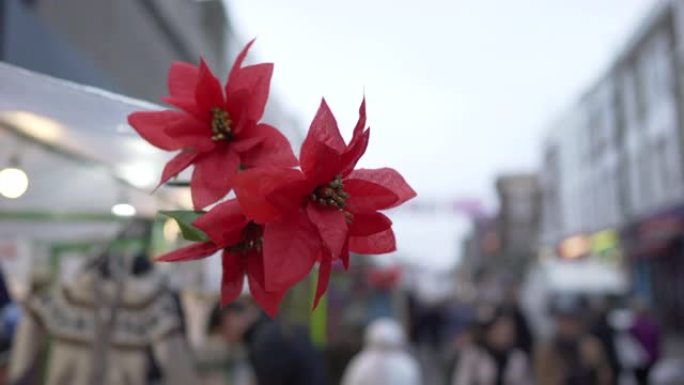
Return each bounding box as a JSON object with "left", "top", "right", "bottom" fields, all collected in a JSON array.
[{"left": 0, "top": 62, "right": 198, "bottom": 296}]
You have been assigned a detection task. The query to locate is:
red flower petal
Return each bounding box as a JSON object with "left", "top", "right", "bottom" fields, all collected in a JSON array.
[
  {"left": 249, "top": 281, "right": 286, "bottom": 318},
  {"left": 220, "top": 250, "right": 247, "bottom": 307},
  {"left": 162, "top": 96, "right": 205, "bottom": 121},
  {"left": 347, "top": 168, "right": 417, "bottom": 209},
  {"left": 301, "top": 140, "right": 342, "bottom": 186},
  {"left": 340, "top": 98, "right": 369, "bottom": 175},
  {"left": 313, "top": 257, "right": 332, "bottom": 309},
  {"left": 163, "top": 115, "right": 215, "bottom": 152},
  {"left": 348, "top": 228, "right": 397, "bottom": 254},
  {"left": 231, "top": 136, "right": 264, "bottom": 154},
  {"left": 226, "top": 99, "right": 251, "bottom": 136},
  {"left": 306, "top": 205, "right": 348, "bottom": 259},
  {"left": 349, "top": 212, "right": 392, "bottom": 236},
  {"left": 340, "top": 128, "right": 369, "bottom": 176},
  {"left": 193, "top": 199, "right": 248, "bottom": 246},
  {"left": 307, "top": 99, "right": 346, "bottom": 152},
  {"left": 352, "top": 97, "right": 367, "bottom": 139},
  {"left": 266, "top": 179, "right": 311, "bottom": 215},
  {"left": 190, "top": 148, "right": 240, "bottom": 209},
  {"left": 239, "top": 124, "right": 298, "bottom": 168},
  {"left": 156, "top": 241, "right": 220, "bottom": 262},
  {"left": 344, "top": 178, "right": 398, "bottom": 213},
  {"left": 233, "top": 167, "right": 307, "bottom": 223},
  {"left": 195, "top": 58, "right": 224, "bottom": 115},
  {"left": 246, "top": 252, "right": 286, "bottom": 318},
  {"left": 127, "top": 111, "right": 184, "bottom": 151},
  {"left": 226, "top": 63, "right": 273, "bottom": 122},
  {"left": 228, "top": 39, "right": 256, "bottom": 88},
  {"left": 168, "top": 61, "right": 199, "bottom": 99},
  {"left": 340, "top": 240, "right": 350, "bottom": 270},
  {"left": 300, "top": 99, "right": 345, "bottom": 184},
  {"left": 157, "top": 150, "right": 198, "bottom": 188},
  {"left": 262, "top": 209, "right": 320, "bottom": 292}
]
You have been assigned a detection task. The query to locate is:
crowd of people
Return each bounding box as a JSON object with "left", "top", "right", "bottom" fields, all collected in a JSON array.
[
  {"left": 193, "top": 290, "right": 676, "bottom": 385},
  {"left": 0, "top": 260, "right": 677, "bottom": 385},
  {"left": 401, "top": 292, "right": 670, "bottom": 385}
]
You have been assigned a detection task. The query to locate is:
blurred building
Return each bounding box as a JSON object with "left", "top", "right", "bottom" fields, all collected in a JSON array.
[
  {"left": 460, "top": 216, "right": 499, "bottom": 279},
  {"left": 541, "top": 0, "right": 684, "bottom": 329},
  {"left": 459, "top": 174, "right": 540, "bottom": 301},
  {"left": 0, "top": 0, "right": 303, "bottom": 141},
  {"left": 496, "top": 174, "right": 541, "bottom": 276},
  {"left": 0, "top": 0, "right": 230, "bottom": 101},
  {"left": 458, "top": 216, "right": 500, "bottom": 301}
]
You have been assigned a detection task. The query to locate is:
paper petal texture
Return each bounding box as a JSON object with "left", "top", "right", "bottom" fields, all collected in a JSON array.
[{"left": 127, "top": 39, "right": 296, "bottom": 210}]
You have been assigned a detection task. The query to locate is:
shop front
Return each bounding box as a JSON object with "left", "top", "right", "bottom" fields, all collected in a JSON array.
[{"left": 622, "top": 205, "right": 684, "bottom": 330}]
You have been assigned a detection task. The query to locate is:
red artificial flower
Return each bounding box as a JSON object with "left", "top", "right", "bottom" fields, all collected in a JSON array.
[
  {"left": 128, "top": 40, "right": 297, "bottom": 209},
  {"left": 232, "top": 98, "right": 416, "bottom": 307},
  {"left": 157, "top": 200, "right": 285, "bottom": 317}
]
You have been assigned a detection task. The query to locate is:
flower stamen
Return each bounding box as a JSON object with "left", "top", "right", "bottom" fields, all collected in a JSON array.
[
  {"left": 228, "top": 222, "right": 263, "bottom": 254},
  {"left": 210, "top": 108, "right": 233, "bottom": 142},
  {"left": 311, "top": 175, "right": 348, "bottom": 210}
]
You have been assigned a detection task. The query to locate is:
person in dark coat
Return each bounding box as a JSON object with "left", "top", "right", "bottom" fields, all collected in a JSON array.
[
  {"left": 220, "top": 300, "right": 326, "bottom": 385},
  {"left": 535, "top": 295, "right": 613, "bottom": 385},
  {"left": 589, "top": 305, "right": 620, "bottom": 385},
  {"left": 501, "top": 283, "right": 534, "bottom": 355}
]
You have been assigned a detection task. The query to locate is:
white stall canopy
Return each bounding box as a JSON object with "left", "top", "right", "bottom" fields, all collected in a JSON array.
[{"left": 0, "top": 62, "right": 192, "bottom": 241}]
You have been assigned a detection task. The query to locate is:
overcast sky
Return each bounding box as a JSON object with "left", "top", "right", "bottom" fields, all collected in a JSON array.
[{"left": 226, "top": 0, "right": 657, "bottom": 269}]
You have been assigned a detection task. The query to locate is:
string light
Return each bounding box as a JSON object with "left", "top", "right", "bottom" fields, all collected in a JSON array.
[
  {"left": 111, "top": 202, "right": 136, "bottom": 217},
  {"left": 0, "top": 156, "right": 29, "bottom": 199}
]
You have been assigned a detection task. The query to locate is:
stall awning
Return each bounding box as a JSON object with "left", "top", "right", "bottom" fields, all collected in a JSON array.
[{"left": 0, "top": 62, "right": 188, "bottom": 240}]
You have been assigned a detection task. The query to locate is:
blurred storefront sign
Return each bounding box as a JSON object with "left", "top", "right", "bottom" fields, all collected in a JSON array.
[
  {"left": 589, "top": 229, "right": 622, "bottom": 263},
  {"left": 558, "top": 234, "right": 590, "bottom": 260},
  {"left": 622, "top": 205, "right": 684, "bottom": 330},
  {"left": 556, "top": 229, "right": 622, "bottom": 263}
]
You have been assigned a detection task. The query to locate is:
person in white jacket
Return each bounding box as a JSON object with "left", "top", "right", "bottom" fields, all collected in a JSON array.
[{"left": 341, "top": 318, "right": 422, "bottom": 385}]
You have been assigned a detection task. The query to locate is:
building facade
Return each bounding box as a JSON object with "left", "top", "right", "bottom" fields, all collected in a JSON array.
[
  {"left": 495, "top": 174, "right": 542, "bottom": 277},
  {"left": 1, "top": 0, "right": 231, "bottom": 102},
  {"left": 459, "top": 174, "right": 541, "bottom": 303},
  {"left": 542, "top": 1, "right": 684, "bottom": 245},
  {"left": 541, "top": 1, "right": 684, "bottom": 329},
  {"left": 1, "top": 0, "right": 303, "bottom": 142}
]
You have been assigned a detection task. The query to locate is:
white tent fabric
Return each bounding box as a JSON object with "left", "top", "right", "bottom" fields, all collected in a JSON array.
[
  {"left": 541, "top": 259, "right": 628, "bottom": 293},
  {"left": 0, "top": 62, "right": 299, "bottom": 241},
  {"left": 0, "top": 62, "right": 185, "bottom": 219}
]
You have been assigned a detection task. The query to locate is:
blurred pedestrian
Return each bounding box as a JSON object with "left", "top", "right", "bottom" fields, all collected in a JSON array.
[
  {"left": 341, "top": 318, "right": 421, "bottom": 385},
  {"left": 501, "top": 282, "right": 534, "bottom": 355},
  {"left": 194, "top": 304, "right": 253, "bottom": 385},
  {"left": 588, "top": 300, "right": 620, "bottom": 384},
  {"left": 629, "top": 300, "right": 661, "bottom": 385},
  {"left": 452, "top": 307, "right": 531, "bottom": 385},
  {"left": 445, "top": 321, "right": 477, "bottom": 378},
  {"left": 220, "top": 299, "right": 326, "bottom": 385},
  {"left": 650, "top": 357, "right": 684, "bottom": 385},
  {"left": 535, "top": 295, "right": 613, "bottom": 385},
  {"left": 611, "top": 307, "right": 648, "bottom": 384}
]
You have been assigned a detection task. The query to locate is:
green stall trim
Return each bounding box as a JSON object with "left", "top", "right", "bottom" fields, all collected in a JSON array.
[{"left": 0, "top": 210, "right": 130, "bottom": 222}]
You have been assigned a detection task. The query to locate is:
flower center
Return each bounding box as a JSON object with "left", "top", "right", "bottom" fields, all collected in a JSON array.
[
  {"left": 311, "top": 175, "right": 348, "bottom": 210},
  {"left": 210, "top": 108, "right": 233, "bottom": 142},
  {"left": 228, "top": 222, "right": 263, "bottom": 254}
]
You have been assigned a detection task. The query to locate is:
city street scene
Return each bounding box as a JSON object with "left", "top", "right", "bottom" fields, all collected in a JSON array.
[{"left": 1, "top": 0, "right": 684, "bottom": 384}]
